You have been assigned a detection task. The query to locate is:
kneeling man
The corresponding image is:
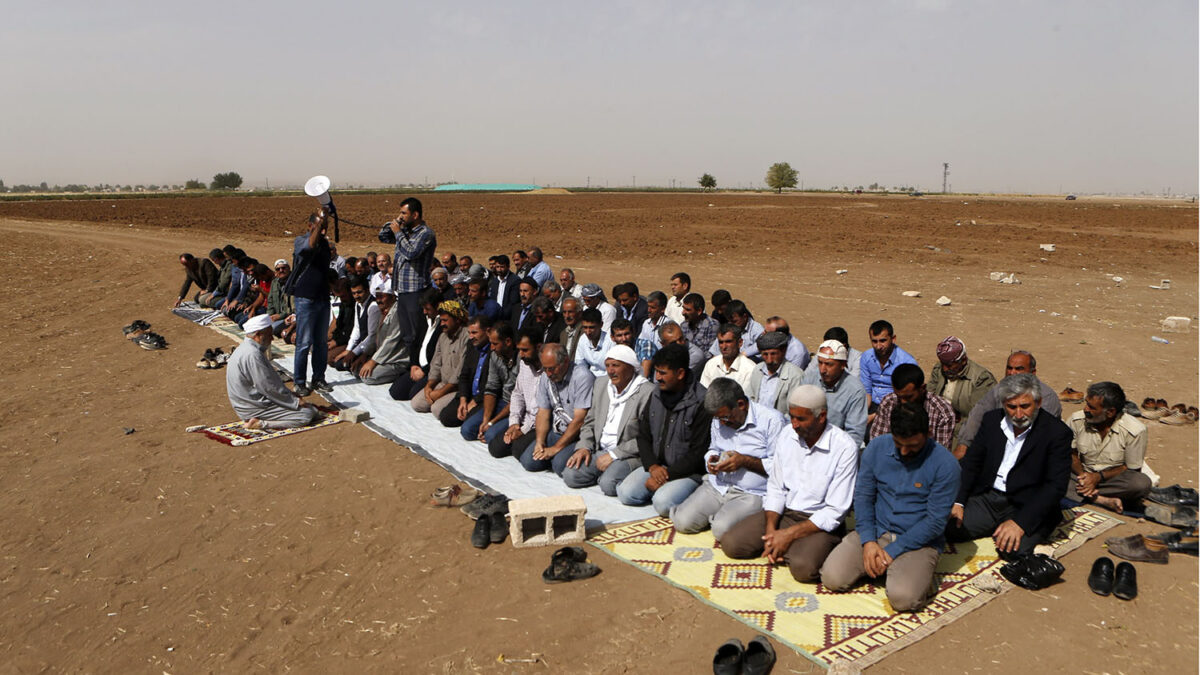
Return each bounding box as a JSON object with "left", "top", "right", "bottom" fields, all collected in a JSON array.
[
  {"left": 947, "top": 374, "right": 1073, "bottom": 557},
  {"left": 820, "top": 403, "right": 959, "bottom": 612},
  {"left": 227, "top": 314, "right": 319, "bottom": 430},
  {"left": 670, "top": 378, "right": 787, "bottom": 541},
  {"left": 562, "top": 345, "right": 652, "bottom": 495},
  {"left": 722, "top": 385, "right": 858, "bottom": 582}
]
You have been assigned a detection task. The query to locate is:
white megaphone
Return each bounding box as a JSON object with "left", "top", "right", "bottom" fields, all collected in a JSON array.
[{"left": 304, "top": 175, "right": 339, "bottom": 241}]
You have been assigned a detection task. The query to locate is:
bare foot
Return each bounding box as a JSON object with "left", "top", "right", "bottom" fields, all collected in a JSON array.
[
  {"left": 1093, "top": 495, "right": 1124, "bottom": 513},
  {"left": 245, "top": 418, "right": 262, "bottom": 430}
]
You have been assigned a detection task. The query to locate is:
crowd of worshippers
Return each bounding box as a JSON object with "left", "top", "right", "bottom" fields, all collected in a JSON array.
[{"left": 184, "top": 199, "right": 1154, "bottom": 611}]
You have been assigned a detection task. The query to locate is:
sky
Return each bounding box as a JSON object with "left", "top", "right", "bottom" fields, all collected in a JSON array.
[{"left": 2, "top": 1, "right": 1196, "bottom": 194}]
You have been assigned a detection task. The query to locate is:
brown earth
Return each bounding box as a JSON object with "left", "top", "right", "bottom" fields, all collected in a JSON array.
[{"left": 0, "top": 191, "right": 1196, "bottom": 673}]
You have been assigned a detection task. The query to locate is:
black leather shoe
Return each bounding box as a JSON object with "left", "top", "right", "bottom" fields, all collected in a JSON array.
[
  {"left": 312, "top": 380, "right": 333, "bottom": 393},
  {"left": 1167, "top": 538, "right": 1198, "bottom": 556},
  {"left": 712, "top": 638, "right": 744, "bottom": 675},
  {"left": 489, "top": 511, "right": 508, "bottom": 544},
  {"left": 294, "top": 383, "right": 312, "bottom": 397},
  {"left": 471, "top": 514, "right": 491, "bottom": 549},
  {"left": 1113, "top": 562, "right": 1137, "bottom": 600},
  {"left": 743, "top": 635, "right": 776, "bottom": 675},
  {"left": 1087, "top": 557, "right": 1115, "bottom": 596}
]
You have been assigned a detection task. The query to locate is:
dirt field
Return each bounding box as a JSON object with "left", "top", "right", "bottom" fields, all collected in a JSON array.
[{"left": 0, "top": 192, "right": 1195, "bottom": 673}]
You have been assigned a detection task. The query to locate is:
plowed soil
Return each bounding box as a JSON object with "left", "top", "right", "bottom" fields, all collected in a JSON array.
[{"left": 0, "top": 191, "right": 1195, "bottom": 673}]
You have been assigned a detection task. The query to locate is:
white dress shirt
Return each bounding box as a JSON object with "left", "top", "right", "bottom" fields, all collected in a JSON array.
[
  {"left": 993, "top": 415, "right": 1031, "bottom": 492},
  {"left": 763, "top": 424, "right": 859, "bottom": 532},
  {"left": 700, "top": 353, "right": 756, "bottom": 396},
  {"left": 347, "top": 300, "right": 382, "bottom": 356},
  {"left": 664, "top": 295, "right": 686, "bottom": 324}
]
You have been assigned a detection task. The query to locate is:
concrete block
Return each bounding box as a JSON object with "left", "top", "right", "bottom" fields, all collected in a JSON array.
[
  {"left": 338, "top": 408, "right": 371, "bottom": 424},
  {"left": 1161, "top": 316, "right": 1191, "bottom": 333},
  {"left": 508, "top": 495, "right": 587, "bottom": 548},
  {"left": 1039, "top": 244, "right": 1056, "bottom": 252}
]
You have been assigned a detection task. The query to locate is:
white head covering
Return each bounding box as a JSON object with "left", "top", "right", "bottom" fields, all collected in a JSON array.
[
  {"left": 817, "top": 339, "right": 849, "bottom": 361},
  {"left": 787, "top": 384, "right": 827, "bottom": 412},
  {"left": 243, "top": 314, "right": 273, "bottom": 334},
  {"left": 605, "top": 344, "right": 639, "bottom": 369}
]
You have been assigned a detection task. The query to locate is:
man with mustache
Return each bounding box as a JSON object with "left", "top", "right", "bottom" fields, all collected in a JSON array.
[
  {"left": 946, "top": 374, "right": 1073, "bottom": 558},
  {"left": 1064, "top": 381, "right": 1152, "bottom": 513}
]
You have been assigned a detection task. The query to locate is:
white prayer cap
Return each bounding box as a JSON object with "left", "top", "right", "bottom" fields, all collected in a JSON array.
[
  {"left": 273, "top": 259, "right": 289, "bottom": 268},
  {"left": 243, "top": 314, "right": 273, "bottom": 334},
  {"left": 605, "top": 344, "right": 639, "bottom": 369},
  {"left": 787, "top": 384, "right": 827, "bottom": 413},
  {"left": 817, "top": 339, "right": 848, "bottom": 361}
]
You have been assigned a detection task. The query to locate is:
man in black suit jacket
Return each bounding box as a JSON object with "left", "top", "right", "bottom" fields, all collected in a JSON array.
[
  {"left": 510, "top": 278, "right": 540, "bottom": 331},
  {"left": 487, "top": 254, "right": 521, "bottom": 314},
  {"left": 614, "top": 282, "right": 649, "bottom": 336},
  {"left": 388, "top": 288, "right": 443, "bottom": 402},
  {"left": 947, "top": 374, "right": 1072, "bottom": 558}
]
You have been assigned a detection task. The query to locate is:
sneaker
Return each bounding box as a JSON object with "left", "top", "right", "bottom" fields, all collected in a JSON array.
[
  {"left": 294, "top": 383, "right": 312, "bottom": 397},
  {"left": 312, "top": 380, "right": 333, "bottom": 393}
]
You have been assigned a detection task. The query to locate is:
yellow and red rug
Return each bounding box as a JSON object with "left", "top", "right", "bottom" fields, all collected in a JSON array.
[
  {"left": 185, "top": 406, "right": 341, "bottom": 446},
  {"left": 589, "top": 507, "right": 1120, "bottom": 669}
]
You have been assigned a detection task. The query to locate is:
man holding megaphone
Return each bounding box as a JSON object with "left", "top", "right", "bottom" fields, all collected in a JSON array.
[{"left": 286, "top": 209, "right": 336, "bottom": 397}]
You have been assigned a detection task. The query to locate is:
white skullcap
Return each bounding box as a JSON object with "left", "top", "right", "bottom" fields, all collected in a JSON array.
[
  {"left": 273, "top": 259, "right": 289, "bottom": 268},
  {"left": 243, "top": 314, "right": 273, "bottom": 334},
  {"left": 605, "top": 344, "right": 639, "bottom": 369},
  {"left": 817, "top": 339, "right": 848, "bottom": 361},
  {"left": 787, "top": 384, "right": 827, "bottom": 413}
]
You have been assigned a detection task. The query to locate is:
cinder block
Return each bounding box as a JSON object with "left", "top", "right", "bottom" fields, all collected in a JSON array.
[
  {"left": 1161, "top": 316, "right": 1191, "bottom": 333},
  {"left": 507, "top": 495, "right": 587, "bottom": 548},
  {"left": 338, "top": 408, "right": 371, "bottom": 423}
]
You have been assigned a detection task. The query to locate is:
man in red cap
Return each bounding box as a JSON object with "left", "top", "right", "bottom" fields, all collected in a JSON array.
[{"left": 927, "top": 336, "right": 997, "bottom": 450}]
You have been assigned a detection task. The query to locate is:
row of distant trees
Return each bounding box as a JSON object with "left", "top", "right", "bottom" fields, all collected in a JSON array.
[
  {"left": 0, "top": 172, "right": 243, "bottom": 193},
  {"left": 698, "top": 164, "right": 915, "bottom": 193}
]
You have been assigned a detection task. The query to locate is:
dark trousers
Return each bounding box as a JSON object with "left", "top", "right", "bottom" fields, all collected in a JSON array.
[
  {"left": 395, "top": 290, "right": 424, "bottom": 349},
  {"left": 389, "top": 367, "right": 428, "bottom": 401},
  {"left": 489, "top": 429, "right": 536, "bottom": 459},
  {"left": 946, "top": 489, "right": 1059, "bottom": 557},
  {"left": 721, "top": 510, "right": 843, "bottom": 581}
]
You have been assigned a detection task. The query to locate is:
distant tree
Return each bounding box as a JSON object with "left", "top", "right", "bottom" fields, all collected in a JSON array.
[
  {"left": 0, "top": 179, "right": 5, "bottom": 192},
  {"left": 210, "top": 172, "right": 243, "bottom": 190},
  {"left": 185, "top": 179, "right": 206, "bottom": 190},
  {"left": 868, "top": 182, "right": 880, "bottom": 190},
  {"left": 39, "top": 182, "right": 49, "bottom": 192},
  {"left": 698, "top": 173, "right": 717, "bottom": 191},
  {"left": 764, "top": 163, "right": 798, "bottom": 193}
]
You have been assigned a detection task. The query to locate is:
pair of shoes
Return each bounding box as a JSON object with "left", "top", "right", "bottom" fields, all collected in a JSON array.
[
  {"left": 135, "top": 332, "right": 167, "bottom": 350},
  {"left": 430, "top": 484, "right": 483, "bottom": 507},
  {"left": 998, "top": 553, "right": 1065, "bottom": 590},
  {"left": 197, "top": 348, "right": 216, "bottom": 369},
  {"left": 1158, "top": 410, "right": 1193, "bottom": 426},
  {"left": 123, "top": 320, "right": 151, "bottom": 338},
  {"left": 713, "top": 636, "right": 776, "bottom": 675},
  {"left": 196, "top": 347, "right": 227, "bottom": 369},
  {"left": 1105, "top": 534, "right": 1169, "bottom": 564},
  {"left": 470, "top": 511, "right": 508, "bottom": 549},
  {"left": 1087, "top": 557, "right": 1138, "bottom": 599},
  {"left": 1148, "top": 485, "right": 1199, "bottom": 507},
  {"left": 461, "top": 493, "right": 509, "bottom": 520},
  {"left": 312, "top": 380, "right": 333, "bottom": 393},
  {"left": 1059, "top": 387, "right": 1085, "bottom": 404},
  {"left": 542, "top": 546, "right": 601, "bottom": 584},
  {"left": 294, "top": 383, "right": 312, "bottom": 397}
]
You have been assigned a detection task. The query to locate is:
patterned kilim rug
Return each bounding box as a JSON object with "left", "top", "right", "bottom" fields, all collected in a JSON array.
[
  {"left": 185, "top": 406, "right": 341, "bottom": 446},
  {"left": 589, "top": 507, "right": 1121, "bottom": 670}
]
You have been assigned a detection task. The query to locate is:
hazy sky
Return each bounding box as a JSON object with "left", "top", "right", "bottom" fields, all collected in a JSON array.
[{"left": 3, "top": 1, "right": 1196, "bottom": 193}]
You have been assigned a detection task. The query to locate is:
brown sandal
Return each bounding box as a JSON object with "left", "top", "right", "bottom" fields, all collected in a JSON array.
[
  {"left": 1060, "top": 388, "right": 1085, "bottom": 404},
  {"left": 429, "top": 484, "right": 483, "bottom": 507}
]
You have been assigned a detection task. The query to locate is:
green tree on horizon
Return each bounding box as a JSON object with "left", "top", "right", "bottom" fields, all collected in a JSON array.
[
  {"left": 210, "top": 171, "right": 243, "bottom": 190},
  {"left": 765, "top": 162, "right": 798, "bottom": 193},
  {"left": 698, "top": 173, "right": 717, "bottom": 191}
]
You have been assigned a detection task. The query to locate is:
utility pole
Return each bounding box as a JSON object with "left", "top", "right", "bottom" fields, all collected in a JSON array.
[
  {"left": 942, "top": 163, "right": 950, "bottom": 193},
  {"left": 586, "top": 176, "right": 590, "bottom": 188}
]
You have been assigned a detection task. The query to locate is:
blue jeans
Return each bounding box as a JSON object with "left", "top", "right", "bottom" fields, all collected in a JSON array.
[
  {"left": 460, "top": 407, "right": 486, "bottom": 441},
  {"left": 518, "top": 430, "right": 575, "bottom": 475},
  {"left": 293, "top": 295, "right": 330, "bottom": 385},
  {"left": 482, "top": 416, "right": 510, "bottom": 444},
  {"left": 617, "top": 468, "right": 702, "bottom": 517}
]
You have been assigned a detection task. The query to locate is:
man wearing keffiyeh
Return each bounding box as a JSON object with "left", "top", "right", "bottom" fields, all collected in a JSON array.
[{"left": 927, "top": 336, "right": 998, "bottom": 449}]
